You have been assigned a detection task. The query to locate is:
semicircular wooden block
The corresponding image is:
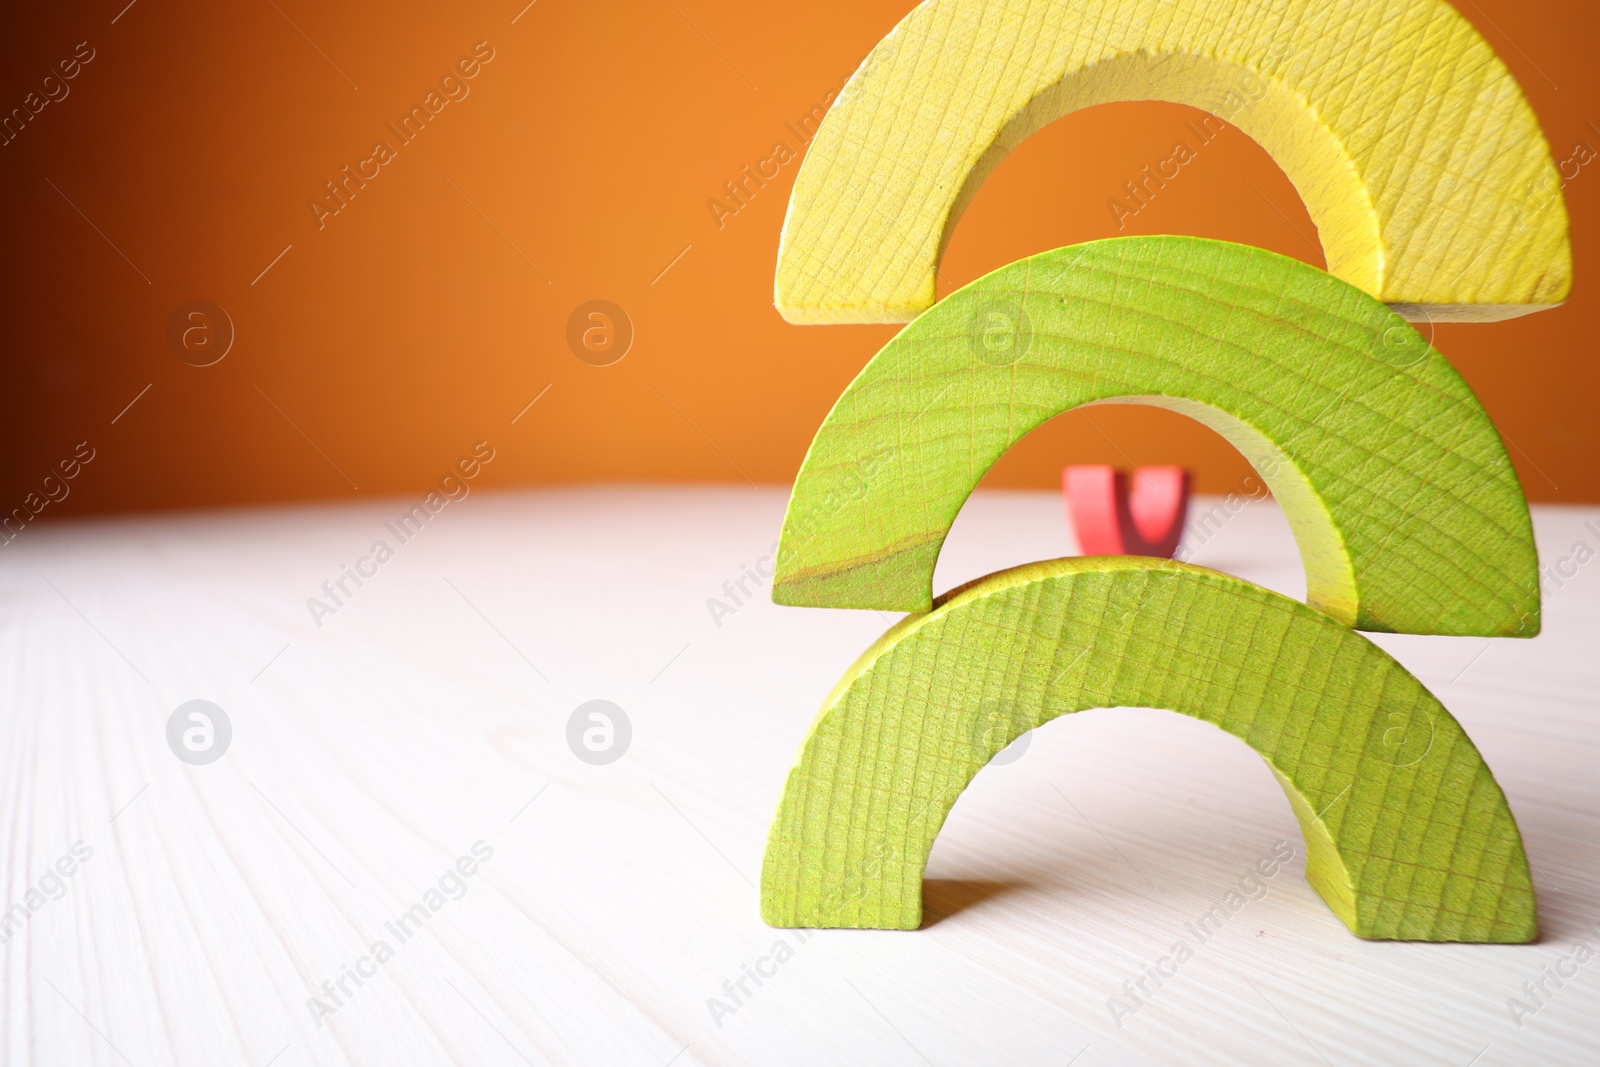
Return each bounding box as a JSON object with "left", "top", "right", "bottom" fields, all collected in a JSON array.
[
  {"left": 761, "top": 557, "right": 1537, "bottom": 942},
  {"left": 774, "top": 0, "right": 1570, "bottom": 324},
  {"left": 772, "top": 236, "right": 1538, "bottom": 637}
]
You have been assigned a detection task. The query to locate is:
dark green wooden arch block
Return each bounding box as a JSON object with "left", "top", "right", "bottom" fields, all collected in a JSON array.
[
  {"left": 772, "top": 236, "right": 1538, "bottom": 636},
  {"left": 761, "top": 557, "right": 1537, "bottom": 941}
]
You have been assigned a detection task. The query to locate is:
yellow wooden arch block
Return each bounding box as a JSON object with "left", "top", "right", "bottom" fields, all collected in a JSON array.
[{"left": 775, "top": 0, "right": 1571, "bottom": 324}]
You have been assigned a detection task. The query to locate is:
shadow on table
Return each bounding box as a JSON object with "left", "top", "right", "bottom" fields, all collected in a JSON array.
[{"left": 920, "top": 879, "right": 1023, "bottom": 927}]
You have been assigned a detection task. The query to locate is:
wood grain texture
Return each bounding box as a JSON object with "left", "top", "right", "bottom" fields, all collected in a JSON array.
[
  {"left": 4, "top": 490, "right": 1598, "bottom": 1065},
  {"left": 761, "top": 556, "right": 1536, "bottom": 942},
  {"left": 772, "top": 236, "right": 1539, "bottom": 637},
  {"left": 773, "top": 0, "right": 1571, "bottom": 324}
]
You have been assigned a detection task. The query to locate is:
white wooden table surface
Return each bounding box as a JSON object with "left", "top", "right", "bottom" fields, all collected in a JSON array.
[{"left": 3, "top": 486, "right": 1596, "bottom": 1066}]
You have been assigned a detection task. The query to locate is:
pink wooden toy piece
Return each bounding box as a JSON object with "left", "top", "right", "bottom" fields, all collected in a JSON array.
[{"left": 1063, "top": 465, "right": 1192, "bottom": 558}]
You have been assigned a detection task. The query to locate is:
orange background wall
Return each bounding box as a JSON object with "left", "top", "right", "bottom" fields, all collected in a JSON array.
[{"left": 2, "top": 0, "right": 1595, "bottom": 523}]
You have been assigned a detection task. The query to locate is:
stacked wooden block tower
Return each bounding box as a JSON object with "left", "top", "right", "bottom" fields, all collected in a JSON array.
[{"left": 757, "top": 0, "right": 1571, "bottom": 941}]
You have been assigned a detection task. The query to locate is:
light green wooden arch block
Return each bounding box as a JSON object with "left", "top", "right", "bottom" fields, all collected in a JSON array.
[
  {"left": 773, "top": 236, "right": 1539, "bottom": 637},
  {"left": 761, "top": 557, "right": 1537, "bottom": 942}
]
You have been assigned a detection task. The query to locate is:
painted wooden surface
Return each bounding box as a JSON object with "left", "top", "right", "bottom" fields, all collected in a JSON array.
[
  {"left": 1063, "top": 467, "right": 1191, "bottom": 558},
  {"left": 2, "top": 487, "right": 1596, "bottom": 1065},
  {"left": 774, "top": 237, "right": 1538, "bottom": 638},
  {"left": 773, "top": 0, "right": 1571, "bottom": 324},
  {"left": 761, "top": 556, "right": 1535, "bottom": 940}
]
